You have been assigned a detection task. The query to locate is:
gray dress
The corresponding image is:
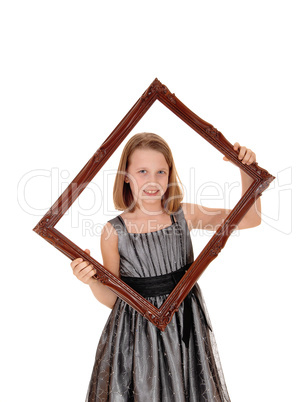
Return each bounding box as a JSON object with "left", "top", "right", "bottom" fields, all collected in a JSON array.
[{"left": 86, "top": 205, "right": 231, "bottom": 402}]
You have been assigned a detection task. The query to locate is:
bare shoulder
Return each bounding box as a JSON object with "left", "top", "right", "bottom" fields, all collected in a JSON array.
[
  {"left": 100, "top": 222, "right": 120, "bottom": 276},
  {"left": 101, "top": 221, "right": 118, "bottom": 244}
]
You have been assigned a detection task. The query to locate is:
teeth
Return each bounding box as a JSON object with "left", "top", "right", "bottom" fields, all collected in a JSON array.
[{"left": 144, "top": 190, "right": 158, "bottom": 194}]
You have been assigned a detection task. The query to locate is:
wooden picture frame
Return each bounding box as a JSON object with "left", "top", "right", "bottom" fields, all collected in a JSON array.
[{"left": 33, "top": 78, "right": 275, "bottom": 331}]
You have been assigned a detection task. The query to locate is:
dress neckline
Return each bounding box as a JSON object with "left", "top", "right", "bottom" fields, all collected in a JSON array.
[{"left": 118, "top": 214, "right": 177, "bottom": 235}]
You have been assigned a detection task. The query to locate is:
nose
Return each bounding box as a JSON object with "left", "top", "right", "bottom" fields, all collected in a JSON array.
[
  {"left": 146, "top": 173, "right": 158, "bottom": 184},
  {"left": 143, "top": 176, "right": 161, "bottom": 190},
  {"left": 144, "top": 182, "right": 158, "bottom": 189}
]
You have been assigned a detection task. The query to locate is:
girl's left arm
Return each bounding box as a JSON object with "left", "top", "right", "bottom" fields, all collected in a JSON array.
[{"left": 185, "top": 142, "right": 261, "bottom": 231}]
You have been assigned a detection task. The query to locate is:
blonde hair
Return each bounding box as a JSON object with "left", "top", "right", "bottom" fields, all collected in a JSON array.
[{"left": 113, "top": 132, "right": 184, "bottom": 214}]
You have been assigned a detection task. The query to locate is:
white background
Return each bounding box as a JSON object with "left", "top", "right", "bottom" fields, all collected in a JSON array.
[{"left": 1, "top": 1, "right": 307, "bottom": 401}]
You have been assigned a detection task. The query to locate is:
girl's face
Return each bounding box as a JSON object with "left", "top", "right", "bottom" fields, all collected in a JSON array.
[{"left": 125, "top": 148, "right": 170, "bottom": 210}]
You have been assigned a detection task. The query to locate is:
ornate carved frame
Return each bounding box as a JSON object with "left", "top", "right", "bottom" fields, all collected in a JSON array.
[{"left": 33, "top": 78, "right": 275, "bottom": 331}]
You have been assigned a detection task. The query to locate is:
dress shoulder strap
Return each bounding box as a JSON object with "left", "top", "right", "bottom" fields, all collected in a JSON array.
[
  {"left": 172, "top": 203, "right": 185, "bottom": 223},
  {"left": 107, "top": 216, "right": 126, "bottom": 235}
]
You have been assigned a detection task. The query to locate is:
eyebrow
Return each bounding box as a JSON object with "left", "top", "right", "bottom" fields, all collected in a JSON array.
[
  {"left": 136, "top": 167, "right": 168, "bottom": 170},
  {"left": 136, "top": 166, "right": 168, "bottom": 170}
]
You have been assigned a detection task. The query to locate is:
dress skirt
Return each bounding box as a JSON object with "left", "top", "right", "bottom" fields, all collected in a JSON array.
[{"left": 85, "top": 205, "right": 231, "bottom": 401}]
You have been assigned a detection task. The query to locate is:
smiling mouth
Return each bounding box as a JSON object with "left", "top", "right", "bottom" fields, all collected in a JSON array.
[{"left": 143, "top": 190, "right": 159, "bottom": 196}]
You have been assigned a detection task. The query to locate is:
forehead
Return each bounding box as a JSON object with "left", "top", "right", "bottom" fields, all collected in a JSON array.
[{"left": 129, "top": 148, "right": 168, "bottom": 167}]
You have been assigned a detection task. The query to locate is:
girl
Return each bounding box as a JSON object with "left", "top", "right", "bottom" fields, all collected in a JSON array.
[{"left": 71, "top": 132, "right": 260, "bottom": 401}]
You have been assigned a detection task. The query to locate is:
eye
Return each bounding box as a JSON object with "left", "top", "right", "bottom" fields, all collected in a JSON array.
[
  {"left": 158, "top": 170, "right": 166, "bottom": 174},
  {"left": 139, "top": 170, "right": 146, "bottom": 173}
]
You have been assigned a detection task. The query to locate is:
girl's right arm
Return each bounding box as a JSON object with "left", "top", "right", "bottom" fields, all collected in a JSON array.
[{"left": 70, "top": 222, "right": 120, "bottom": 309}]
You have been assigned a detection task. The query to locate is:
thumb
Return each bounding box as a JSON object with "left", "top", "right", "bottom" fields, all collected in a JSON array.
[
  {"left": 223, "top": 156, "right": 229, "bottom": 162},
  {"left": 85, "top": 249, "right": 91, "bottom": 255}
]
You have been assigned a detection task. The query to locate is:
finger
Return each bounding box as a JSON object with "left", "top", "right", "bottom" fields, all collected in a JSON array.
[
  {"left": 71, "top": 258, "right": 83, "bottom": 269},
  {"left": 242, "top": 149, "right": 252, "bottom": 164},
  {"left": 83, "top": 267, "right": 97, "bottom": 282},
  {"left": 81, "top": 271, "right": 97, "bottom": 284},
  {"left": 238, "top": 146, "right": 247, "bottom": 161},
  {"left": 233, "top": 142, "right": 240, "bottom": 151},
  {"left": 246, "top": 152, "right": 256, "bottom": 165},
  {"left": 79, "top": 265, "right": 95, "bottom": 280},
  {"left": 73, "top": 260, "right": 91, "bottom": 275},
  {"left": 223, "top": 156, "right": 229, "bottom": 162},
  {"left": 76, "top": 264, "right": 93, "bottom": 279},
  {"left": 85, "top": 249, "right": 91, "bottom": 255}
]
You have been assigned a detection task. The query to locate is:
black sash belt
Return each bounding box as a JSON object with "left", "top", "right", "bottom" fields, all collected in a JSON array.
[{"left": 121, "top": 262, "right": 195, "bottom": 348}]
